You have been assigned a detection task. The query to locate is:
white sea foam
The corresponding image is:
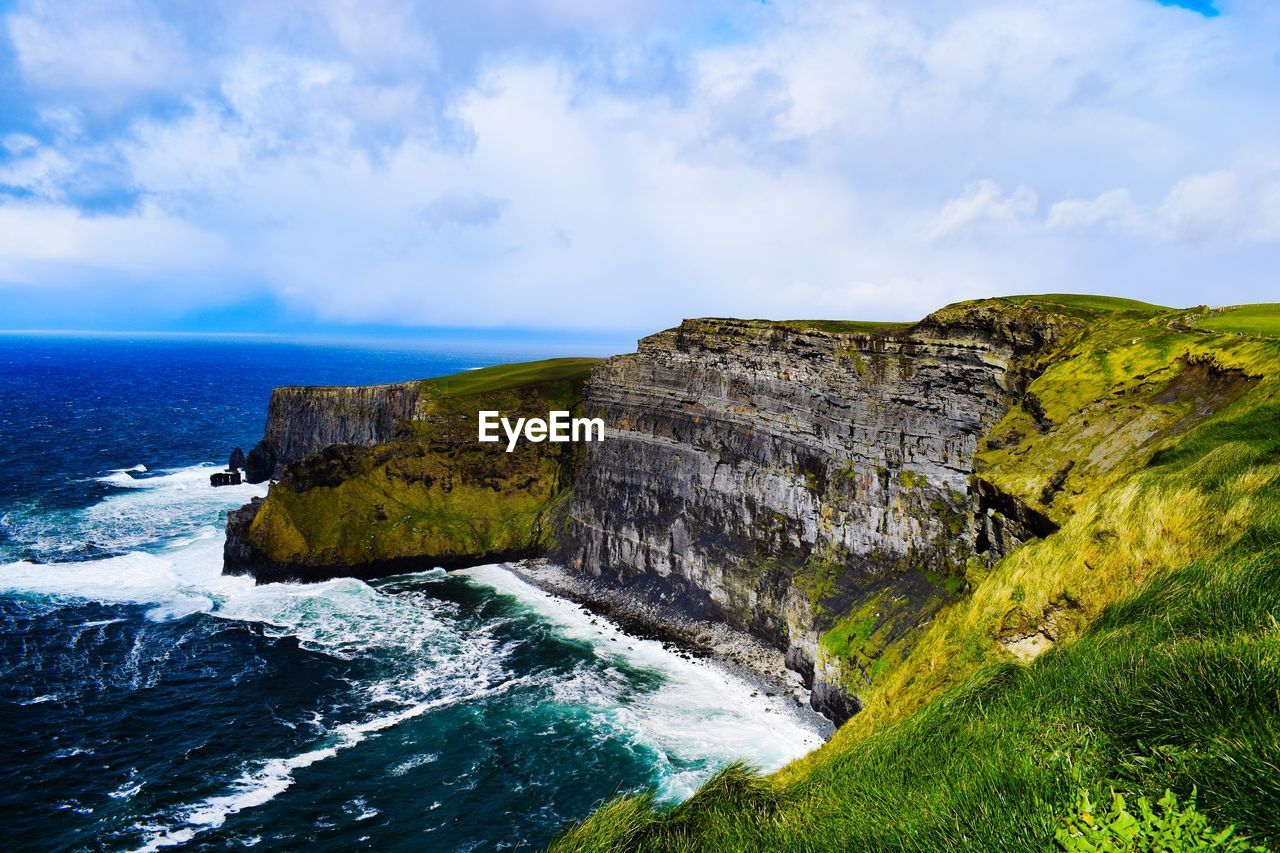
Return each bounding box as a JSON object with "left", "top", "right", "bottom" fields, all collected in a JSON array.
[
  {"left": 388, "top": 752, "right": 439, "bottom": 776},
  {"left": 457, "top": 564, "right": 826, "bottom": 799},
  {"left": 3, "top": 463, "right": 266, "bottom": 561},
  {"left": 52, "top": 746, "right": 94, "bottom": 759},
  {"left": 109, "top": 771, "right": 145, "bottom": 800}
]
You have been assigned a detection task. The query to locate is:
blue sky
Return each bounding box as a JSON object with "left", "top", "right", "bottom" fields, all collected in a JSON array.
[{"left": 0, "top": 0, "right": 1275, "bottom": 337}]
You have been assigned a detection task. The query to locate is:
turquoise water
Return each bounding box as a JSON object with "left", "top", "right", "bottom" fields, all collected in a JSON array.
[{"left": 0, "top": 336, "right": 822, "bottom": 850}]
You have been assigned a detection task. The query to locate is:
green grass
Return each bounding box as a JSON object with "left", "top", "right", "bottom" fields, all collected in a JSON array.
[
  {"left": 554, "top": 547, "right": 1280, "bottom": 851},
  {"left": 420, "top": 357, "right": 601, "bottom": 399},
  {"left": 1056, "top": 787, "right": 1265, "bottom": 851},
  {"left": 1004, "top": 293, "right": 1172, "bottom": 315},
  {"left": 1193, "top": 304, "right": 1280, "bottom": 339}
]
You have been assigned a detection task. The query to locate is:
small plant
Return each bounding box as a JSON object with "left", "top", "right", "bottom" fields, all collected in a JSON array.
[{"left": 1055, "top": 788, "right": 1264, "bottom": 852}]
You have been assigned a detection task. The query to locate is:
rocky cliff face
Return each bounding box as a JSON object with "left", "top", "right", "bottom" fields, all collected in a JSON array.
[
  {"left": 245, "top": 382, "right": 421, "bottom": 482},
  {"left": 560, "top": 306, "right": 1072, "bottom": 721}
]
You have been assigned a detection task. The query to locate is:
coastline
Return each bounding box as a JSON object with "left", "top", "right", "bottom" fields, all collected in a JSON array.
[{"left": 502, "top": 558, "right": 835, "bottom": 739}]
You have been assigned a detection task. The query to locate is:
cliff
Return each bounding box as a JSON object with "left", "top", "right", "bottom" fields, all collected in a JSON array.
[
  {"left": 555, "top": 298, "right": 1280, "bottom": 851},
  {"left": 560, "top": 305, "right": 1076, "bottom": 720},
  {"left": 221, "top": 296, "right": 1280, "bottom": 847},
  {"left": 223, "top": 297, "right": 1265, "bottom": 723},
  {"left": 244, "top": 382, "right": 420, "bottom": 482},
  {"left": 223, "top": 300, "right": 1082, "bottom": 721},
  {"left": 223, "top": 358, "right": 598, "bottom": 582}
]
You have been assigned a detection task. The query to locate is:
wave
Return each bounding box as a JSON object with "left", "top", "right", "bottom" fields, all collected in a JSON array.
[
  {"left": 457, "top": 565, "right": 825, "bottom": 800},
  {"left": 132, "top": 682, "right": 518, "bottom": 852},
  {"left": 132, "top": 650, "right": 532, "bottom": 852},
  {"left": 2, "top": 463, "right": 267, "bottom": 563},
  {"left": 3, "top": 525, "right": 515, "bottom": 848}
]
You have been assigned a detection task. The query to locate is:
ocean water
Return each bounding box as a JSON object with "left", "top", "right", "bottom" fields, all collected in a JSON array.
[{"left": 0, "top": 335, "right": 823, "bottom": 851}]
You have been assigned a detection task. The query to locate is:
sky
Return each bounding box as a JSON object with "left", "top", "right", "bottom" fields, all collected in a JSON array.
[{"left": 0, "top": 0, "right": 1276, "bottom": 338}]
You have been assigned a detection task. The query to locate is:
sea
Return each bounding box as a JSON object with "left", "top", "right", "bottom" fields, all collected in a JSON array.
[{"left": 0, "top": 334, "right": 824, "bottom": 852}]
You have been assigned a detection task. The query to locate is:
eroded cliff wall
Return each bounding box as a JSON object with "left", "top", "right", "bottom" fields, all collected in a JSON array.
[
  {"left": 245, "top": 382, "right": 421, "bottom": 482},
  {"left": 561, "top": 306, "right": 1071, "bottom": 720}
]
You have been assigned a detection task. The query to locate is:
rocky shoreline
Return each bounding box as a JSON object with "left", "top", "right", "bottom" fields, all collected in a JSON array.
[{"left": 504, "top": 558, "right": 834, "bottom": 737}]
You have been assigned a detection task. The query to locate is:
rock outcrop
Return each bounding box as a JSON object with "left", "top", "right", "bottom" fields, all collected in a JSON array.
[
  {"left": 224, "top": 359, "right": 598, "bottom": 581},
  {"left": 244, "top": 382, "right": 421, "bottom": 482},
  {"left": 559, "top": 306, "right": 1076, "bottom": 721}
]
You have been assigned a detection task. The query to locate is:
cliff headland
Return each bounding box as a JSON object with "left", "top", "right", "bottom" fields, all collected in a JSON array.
[{"left": 224, "top": 295, "right": 1280, "bottom": 849}]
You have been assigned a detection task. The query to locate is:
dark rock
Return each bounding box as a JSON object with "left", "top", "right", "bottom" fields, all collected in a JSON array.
[
  {"left": 210, "top": 470, "right": 242, "bottom": 487},
  {"left": 1038, "top": 461, "right": 1075, "bottom": 505},
  {"left": 223, "top": 498, "right": 265, "bottom": 574},
  {"left": 244, "top": 440, "right": 276, "bottom": 484},
  {"left": 244, "top": 382, "right": 419, "bottom": 481},
  {"left": 974, "top": 476, "right": 1061, "bottom": 549},
  {"left": 229, "top": 447, "right": 246, "bottom": 471}
]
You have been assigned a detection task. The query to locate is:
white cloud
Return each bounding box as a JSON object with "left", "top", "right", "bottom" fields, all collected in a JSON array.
[
  {"left": 927, "top": 181, "right": 1038, "bottom": 241},
  {"left": 1159, "top": 162, "right": 1280, "bottom": 245},
  {"left": 1048, "top": 158, "right": 1280, "bottom": 246},
  {"left": 0, "top": 201, "right": 225, "bottom": 282},
  {"left": 1, "top": 0, "right": 1279, "bottom": 330},
  {"left": 1047, "top": 188, "right": 1143, "bottom": 233},
  {"left": 3, "top": 134, "right": 39, "bottom": 155},
  {"left": 6, "top": 0, "right": 193, "bottom": 101},
  {"left": 0, "top": 142, "right": 74, "bottom": 198}
]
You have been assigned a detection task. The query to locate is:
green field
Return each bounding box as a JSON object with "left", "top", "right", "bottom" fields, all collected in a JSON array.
[
  {"left": 779, "top": 319, "right": 914, "bottom": 335},
  {"left": 1005, "top": 293, "right": 1171, "bottom": 315},
  {"left": 1193, "top": 303, "right": 1280, "bottom": 338},
  {"left": 420, "top": 357, "right": 602, "bottom": 399}
]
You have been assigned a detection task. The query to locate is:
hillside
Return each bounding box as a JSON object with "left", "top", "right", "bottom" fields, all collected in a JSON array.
[{"left": 552, "top": 298, "right": 1280, "bottom": 850}]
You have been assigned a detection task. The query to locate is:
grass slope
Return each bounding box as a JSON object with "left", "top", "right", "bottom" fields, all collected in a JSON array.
[
  {"left": 420, "top": 357, "right": 602, "bottom": 399},
  {"left": 1193, "top": 304, "right": 1280, "bottom": 339},
  {"left": 779, "top": 319, "right": 914, "bottom": 335},
  {"left": 1005, "top": 293, "right": 1170, "bottom": 315},
  {"left": 554, "top": 301, "right": 1280, "bottom": 851}
]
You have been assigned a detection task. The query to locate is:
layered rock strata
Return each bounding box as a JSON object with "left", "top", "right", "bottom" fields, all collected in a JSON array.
[
  {"left": 559, "top": 308, "right": 1069, "bottom": 721},
  {"left": 245, "top": 382, "right": 420, "bottom": 482}
]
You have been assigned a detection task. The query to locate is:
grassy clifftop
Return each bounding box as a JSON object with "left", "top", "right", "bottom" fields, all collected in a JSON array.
[
  {"left": 554, "top": 298, "right": 1280, "bottom": 850},
  {"left": 237, "top": 358, "right": 598, "bottom": 577}
]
